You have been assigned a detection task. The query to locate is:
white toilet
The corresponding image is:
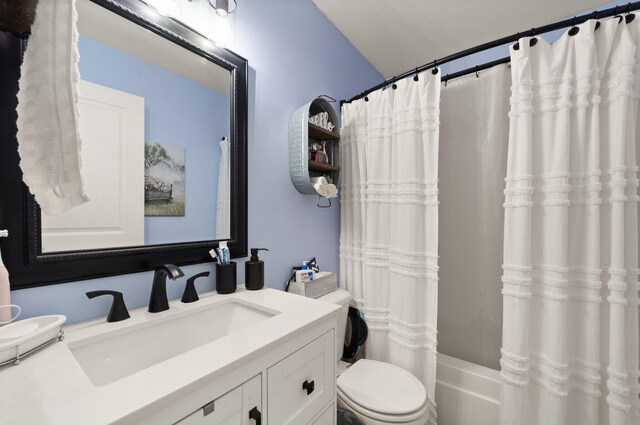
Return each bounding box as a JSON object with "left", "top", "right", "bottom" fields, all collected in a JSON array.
[{"left": 319, "top": 289, "right": 429, "bottom": 425}]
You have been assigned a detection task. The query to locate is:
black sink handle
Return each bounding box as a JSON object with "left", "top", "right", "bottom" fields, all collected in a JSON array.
[
  {"left": 181, "top": 271, "right": 211, "bottom": 303},
  {"left": 86, "top": 290, "right": 130, "bottom": 323}
]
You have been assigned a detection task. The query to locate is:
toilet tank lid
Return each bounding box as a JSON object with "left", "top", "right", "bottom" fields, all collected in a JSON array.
[
  {"left": 317, "top": 288, "right": 351, "bottom": 306},
  {"left": 337, "top": 359, "right": 427, "bottom": 415}
]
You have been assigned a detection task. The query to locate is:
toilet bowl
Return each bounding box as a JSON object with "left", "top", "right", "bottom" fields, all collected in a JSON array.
[{"left": 318, "top": 289, "right": 428, "bottom": 425}]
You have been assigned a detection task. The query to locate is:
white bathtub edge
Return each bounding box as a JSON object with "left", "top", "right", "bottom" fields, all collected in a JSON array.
[{"left": 435, "top": 353, "right": 501, "bottom": 425}]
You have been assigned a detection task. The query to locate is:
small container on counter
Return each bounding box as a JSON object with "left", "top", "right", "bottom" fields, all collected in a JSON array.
[
  {"left": 245, "top": 248, "right": 269, "bottom": 291},
  {"left": 216, "top": 262, "right": 237, "bottom": 294}
]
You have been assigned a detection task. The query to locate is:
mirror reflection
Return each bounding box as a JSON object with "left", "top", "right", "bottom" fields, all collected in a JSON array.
[{"left": 40, "top": 0, "right": 231, "bottom": 253}]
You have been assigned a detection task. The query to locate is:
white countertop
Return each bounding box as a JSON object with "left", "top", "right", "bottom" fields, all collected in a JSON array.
[{"left": 0, "top": 287, "right": 340, "bottom": 425}]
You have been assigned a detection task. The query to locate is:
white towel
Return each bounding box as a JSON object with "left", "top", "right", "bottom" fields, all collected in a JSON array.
[
  {"left": 310, "top": 176, "right": 338, "bottom": 198},
  {"left": 215, "top": 137, "right": 230, "bottom": 239},
  {"left": 16, "top": 0, "right": 89, "bottom": 215}
]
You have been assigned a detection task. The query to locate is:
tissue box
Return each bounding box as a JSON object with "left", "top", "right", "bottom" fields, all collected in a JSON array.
[{"left": 287, "top": 271, "right": 337, "bottom": 298}]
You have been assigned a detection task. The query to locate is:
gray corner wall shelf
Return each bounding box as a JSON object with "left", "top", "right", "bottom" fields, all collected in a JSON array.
[{"left": 288, "top": 97, "right": 340, "bottom": 194}]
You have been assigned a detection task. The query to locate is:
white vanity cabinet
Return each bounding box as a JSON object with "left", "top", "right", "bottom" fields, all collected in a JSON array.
[
  {"left": 267, "top": 331, "right": 334, "bottom": 425},
  {"left": 175, "top": 375, "right": 262, "bottom": 425},
  {"left": 312, "top": 403, "right": 336, "bottom": 425},
  {"left": 0, "top": 289, "right": 340, "bottom": 425},
  {"left": 173, "top": 330, "right": 335, "bottom": 425}
]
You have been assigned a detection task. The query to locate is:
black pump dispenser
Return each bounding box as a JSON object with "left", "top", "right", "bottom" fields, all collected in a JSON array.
[{"left": 245, "top": 248, "right": 268, "bottom": 290}]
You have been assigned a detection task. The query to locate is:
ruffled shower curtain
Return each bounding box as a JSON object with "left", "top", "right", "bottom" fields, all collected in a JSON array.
[
  {"left": 501, "top": 17, "right": 640, "bottom": 425},
  {"left": 340, "top": 71, "right": 441, "bottom": 425}
]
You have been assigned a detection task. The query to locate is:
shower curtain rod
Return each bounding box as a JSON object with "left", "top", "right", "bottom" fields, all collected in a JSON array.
[{"left": 341, "top": 1, "right": 640, "bottom": 105}]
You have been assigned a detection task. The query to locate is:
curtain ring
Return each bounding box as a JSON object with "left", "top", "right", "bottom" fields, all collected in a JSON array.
[
  {"left": 431, "top": 60, "right": 439, "bottom": 75},
  {"left": 529, "top": 28, "right": 537, "bottom": 46},
  {"left": 413, "top": 67, "right": 419, "bottom": 81},
  {"left": 513, "top": 32, "right": 520, "bottom": 50},
  {"left": 444, "top": 75, "right": 449, "bottom": 87},
  {"left": 475, "top": 66, "right": 479, "bottom": 78}
]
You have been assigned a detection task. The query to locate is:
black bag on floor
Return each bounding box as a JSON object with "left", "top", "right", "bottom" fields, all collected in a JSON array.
[{"left": 337, "top": 407, "right": 364, "bottom": 425}]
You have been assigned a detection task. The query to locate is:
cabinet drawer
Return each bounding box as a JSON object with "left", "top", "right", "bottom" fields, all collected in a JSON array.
[
  {"left": 174, "top": 375, "right": 261, "bottom": 425},
  {"left": 267, "top": 331, "right": 335, "bottom": 425},
  {"left": 312, "top": 404, "right": 335, "bottom": 425}
]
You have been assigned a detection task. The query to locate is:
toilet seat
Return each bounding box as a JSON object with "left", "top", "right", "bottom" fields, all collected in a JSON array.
[
  {"left": 338, "top": 388, "right": 428, "bottom": 424},
  {"left": 337, "top": 359, "right": 427, "bottom": 423}
]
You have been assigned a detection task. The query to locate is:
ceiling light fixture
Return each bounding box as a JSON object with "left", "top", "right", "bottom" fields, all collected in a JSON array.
[{"left": 208, "top": 0, "right": 237, "bottom": 17}]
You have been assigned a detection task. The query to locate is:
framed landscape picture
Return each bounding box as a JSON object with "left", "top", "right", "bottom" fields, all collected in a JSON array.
[{"left": 144, "top": 142, "right": 185, "bottom": 216}]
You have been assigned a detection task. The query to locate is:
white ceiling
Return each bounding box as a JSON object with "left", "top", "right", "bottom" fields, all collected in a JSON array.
[{"left": 312, "top": 0, "right": 606, "bottom": 78}]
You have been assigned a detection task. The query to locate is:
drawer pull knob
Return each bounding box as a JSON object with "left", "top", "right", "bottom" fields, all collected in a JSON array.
[
  {"left": 249, "top": 406, "right": 261, "bottom": 425},
  {"left": 302, "top": 380, "right": 315, "bottom": 395}
]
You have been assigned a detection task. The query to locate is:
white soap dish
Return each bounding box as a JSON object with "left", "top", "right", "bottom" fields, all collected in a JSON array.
[{"left": 0, "top": 315, "right": 66, "bottom": 367}]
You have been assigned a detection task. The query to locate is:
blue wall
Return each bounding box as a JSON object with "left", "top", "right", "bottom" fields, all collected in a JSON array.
[
  {"left": 14, "top": 0, "right": 624, "bottom": 325},
  {"left": 10, "top": 0, "right": 382, "bottom": 323},
  {"left": 78, "top": 35, "right": 229, "bottom": 245}
]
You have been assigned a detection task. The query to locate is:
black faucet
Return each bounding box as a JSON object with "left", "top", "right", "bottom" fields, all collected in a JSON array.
[
  {"left": 149, "top": 264, "right": 184, "bottom": 313},
  {"left": 86, "top": 290, "right": 130, "bottom": 322}
]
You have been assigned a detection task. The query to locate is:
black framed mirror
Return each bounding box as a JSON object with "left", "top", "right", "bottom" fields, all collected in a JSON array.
[{"left": 0, "top": 0, "right": 247, "bottom": 289}]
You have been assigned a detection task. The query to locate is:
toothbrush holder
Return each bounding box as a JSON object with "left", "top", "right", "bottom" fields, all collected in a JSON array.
[{"left": 216, "top": 262, "right": 237, "bottom": 294}]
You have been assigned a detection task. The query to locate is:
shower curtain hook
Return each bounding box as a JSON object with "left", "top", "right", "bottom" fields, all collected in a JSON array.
[
  {"left": 626, "top": 2, "right": 631, "bottom": 14},
  {"left": 571, "top": 16, "right": 577, "bottom": 27},
  {"left": 614, "top": 5, "right": 624, "bottom": 23},
  {"left": 475, "top": 66, "right": 479, "bottom": 78},
  {"left": 529, "top": 28, "right": 538, "bottom": 46},
  {"left": 431, "top": 60, "right": 439, "bottom": 75},
  {"left": 413, "top": 68, "right": 419, "bottom": 81}
]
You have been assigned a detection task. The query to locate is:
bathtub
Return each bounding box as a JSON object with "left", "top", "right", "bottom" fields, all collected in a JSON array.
[{"left": 435, "top": 353, "right": 501, "bottom": 425}]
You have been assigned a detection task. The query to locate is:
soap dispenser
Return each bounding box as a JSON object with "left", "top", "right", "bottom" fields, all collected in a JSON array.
[{"left": 245, "top": 248, "right": 269, "bottom": 290}]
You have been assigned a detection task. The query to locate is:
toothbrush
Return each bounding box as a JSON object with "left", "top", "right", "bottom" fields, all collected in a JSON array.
[
  {"left": 209, "top": 248, "right": 223, "bottom": 264},
  {"left": 216, "top": 247, "right": 225, "bottom": 265}
]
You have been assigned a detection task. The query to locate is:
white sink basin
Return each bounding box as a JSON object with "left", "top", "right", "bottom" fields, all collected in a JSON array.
[{"left": 69, "top": 299, "right": 277, "bottom": 386}]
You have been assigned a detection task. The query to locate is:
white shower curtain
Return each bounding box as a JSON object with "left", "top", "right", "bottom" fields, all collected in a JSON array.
[
  {"left": 340, "top": 71, "right": 441, "bottom": 424},
  {"left": 501, "top": 17, "right": 640, "bottom": 425}
]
